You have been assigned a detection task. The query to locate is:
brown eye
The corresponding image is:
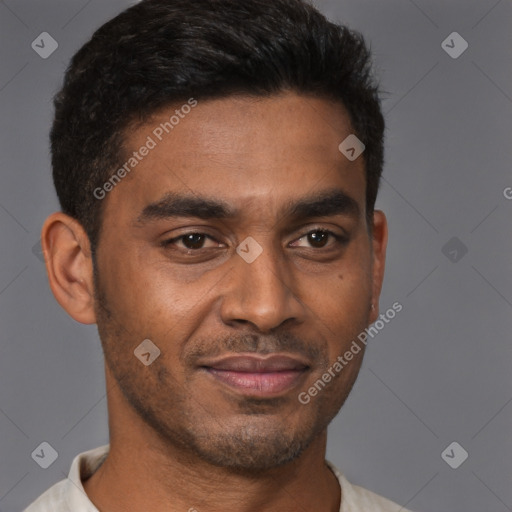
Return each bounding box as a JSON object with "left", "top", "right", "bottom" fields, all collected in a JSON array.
[
  {"left": 181, "top": 233, "right": 207, "bottom": 249},
  {"left": 307, "top": 230, "right": 330, "bottom": 248},
  {"left": 161, "top": 232, "right": 220, "bottom": 251},
  {"left": 292, "top": 229, "right": 347, "bottom": 249}
]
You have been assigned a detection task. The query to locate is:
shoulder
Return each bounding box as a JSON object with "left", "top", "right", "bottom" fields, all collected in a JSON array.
[
  {"left": 23, "top": 445, "right": 108, "bottom": 512},
  {"left": 23, "top": 479, "right": 69, "bottom": 512},
  {"left": 326, "top": 460, "right": 414, "bottom": 512}
]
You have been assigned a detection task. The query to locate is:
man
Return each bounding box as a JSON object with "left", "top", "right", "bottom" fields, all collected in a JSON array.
[{"left": 25, "top": 0, "right": 413, "bottom": 510}]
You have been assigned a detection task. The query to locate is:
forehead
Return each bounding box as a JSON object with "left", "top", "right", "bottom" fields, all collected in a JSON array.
[{"left": 104, "top": 93, "right": 366, "bottom": 224}]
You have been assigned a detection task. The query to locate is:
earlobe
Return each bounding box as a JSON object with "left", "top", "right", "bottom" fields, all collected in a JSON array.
[
  {"left": 368, "top": 210, "right": 388, "bottom": 324},
  {"left": 41, "top": 212, "right": 97, "bottom": 324}
]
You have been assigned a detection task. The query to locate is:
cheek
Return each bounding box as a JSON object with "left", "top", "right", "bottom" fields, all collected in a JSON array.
[
  {"left": 94, "top": 249, "right": 172, "bottom": 339},
  {"left": 299, "top": 260, "right": 372, "bottom": 351},
  {"left": 309, "top": 282, "right": 370, "bottom": 346},
  {"left": 303, "top": 259, "right": 372, "bottom": 315},
  {"left": 100, "top": 254, "right": 215, "bottom": 357}
]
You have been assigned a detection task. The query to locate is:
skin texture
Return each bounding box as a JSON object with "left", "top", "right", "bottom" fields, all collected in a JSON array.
[{"left": 42, "top": 92, "right": 387, "bottom": 512}]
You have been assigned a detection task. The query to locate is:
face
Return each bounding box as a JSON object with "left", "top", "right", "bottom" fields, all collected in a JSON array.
[{"left": 91, "top": 93, "right": 386, "bottom": 471}]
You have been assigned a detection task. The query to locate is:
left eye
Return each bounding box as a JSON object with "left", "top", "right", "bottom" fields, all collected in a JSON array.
[{"left": 291, "top": 229, "right": 347, "bottom": 249}]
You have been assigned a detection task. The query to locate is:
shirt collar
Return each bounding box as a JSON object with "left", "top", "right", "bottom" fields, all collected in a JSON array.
[{"left": 63, "top": 444, "right": 109, "bottom": 511}]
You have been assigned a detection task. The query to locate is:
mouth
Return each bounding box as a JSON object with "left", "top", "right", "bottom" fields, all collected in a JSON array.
[{"left": 199, "top": 354, "right": 311, "bottom": 397}]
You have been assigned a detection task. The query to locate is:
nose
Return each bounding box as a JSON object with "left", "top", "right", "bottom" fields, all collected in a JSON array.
[{"left": 219, "top": 239, "right": 305, "bottom": 332}]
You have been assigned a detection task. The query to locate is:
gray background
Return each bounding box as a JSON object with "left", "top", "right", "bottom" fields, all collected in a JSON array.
[{"left": 1, "top": 0, "right": 511, "bottom": 511}]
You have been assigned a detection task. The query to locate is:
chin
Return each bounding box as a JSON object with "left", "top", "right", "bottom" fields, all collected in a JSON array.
[{"left": 182, "top": 418, "right": 321, "bottom": 473}]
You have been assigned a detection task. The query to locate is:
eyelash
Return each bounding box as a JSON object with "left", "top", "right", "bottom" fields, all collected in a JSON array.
[{"left": 160, "top": 228, "right": 348, "bottom": 251}]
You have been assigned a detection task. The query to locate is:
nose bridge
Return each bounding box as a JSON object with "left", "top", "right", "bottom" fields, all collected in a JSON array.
[{"left": 221, "top": 235, "right": 303, "bottom": 331}]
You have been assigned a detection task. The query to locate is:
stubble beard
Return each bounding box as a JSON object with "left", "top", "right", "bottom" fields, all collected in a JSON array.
[{"left": 92, "top": 263, "right": 358, "bottom": 473}]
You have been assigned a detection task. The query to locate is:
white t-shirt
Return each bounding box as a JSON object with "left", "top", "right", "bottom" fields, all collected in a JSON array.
[{"left": 24, "top": 444, "right": 413, "bottom": 512}]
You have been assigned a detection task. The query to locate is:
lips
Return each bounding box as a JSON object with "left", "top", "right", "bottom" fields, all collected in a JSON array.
[{"left": 200, "top": 354, "right": 310, "bottom": 396}]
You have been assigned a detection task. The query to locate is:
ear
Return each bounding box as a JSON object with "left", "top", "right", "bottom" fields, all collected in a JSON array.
[
  {"left": 41, "top": 212, "right": 97, "bottom": 324},
  {"left": 368, "top": 210, "right": 388, "bottom": 324}
]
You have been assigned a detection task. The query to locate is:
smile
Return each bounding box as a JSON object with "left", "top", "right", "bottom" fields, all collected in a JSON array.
[{"left": 200, "top": 354, "right": 311, "bottom": 397}]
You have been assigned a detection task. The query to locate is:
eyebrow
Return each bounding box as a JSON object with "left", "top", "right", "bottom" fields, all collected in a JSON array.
[{"left": 135, "top": 188, "right": 361, "bottom": 225}]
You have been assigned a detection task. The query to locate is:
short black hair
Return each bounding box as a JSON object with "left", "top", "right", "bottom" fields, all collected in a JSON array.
[{"left": 51, "top": 0, "right": 385, "bottom": 254}]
